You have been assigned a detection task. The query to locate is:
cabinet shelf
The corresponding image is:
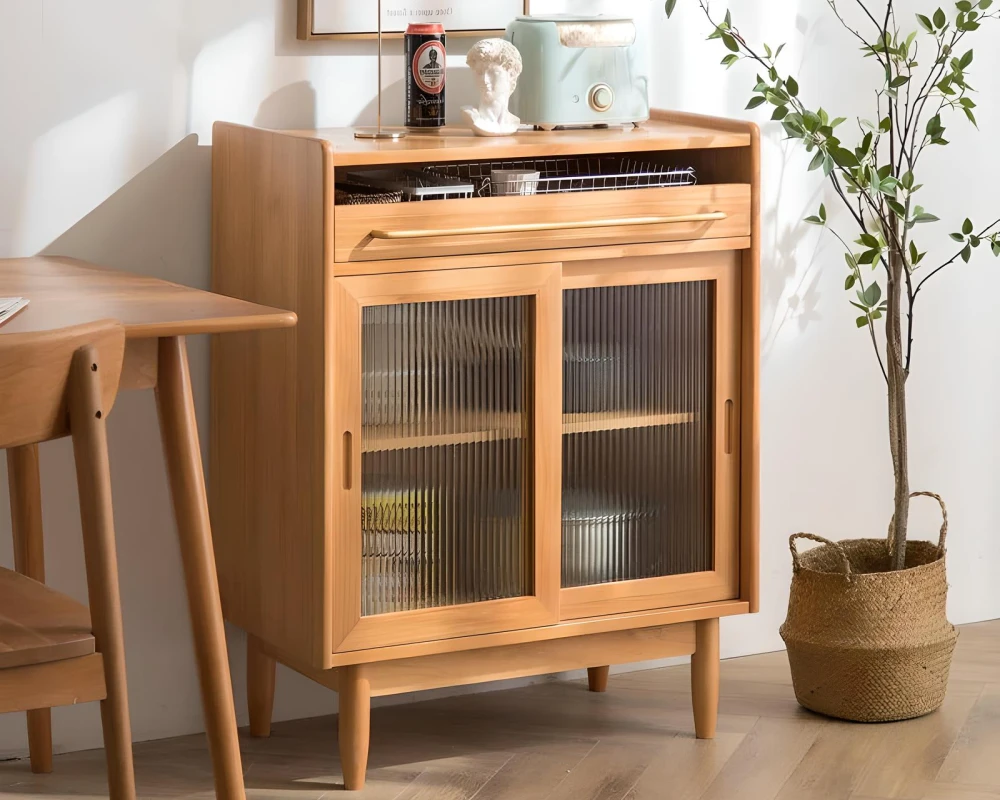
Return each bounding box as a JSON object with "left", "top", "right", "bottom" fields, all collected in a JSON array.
[
  {"left": 362, "top": 411, "right": 698, "bottom": 452},
  {"left": 562, "top": 411, "right": 698, "bottom": 435}
]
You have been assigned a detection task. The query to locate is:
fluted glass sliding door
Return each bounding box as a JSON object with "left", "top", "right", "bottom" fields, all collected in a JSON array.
[
  {"left": 330, "top": 264, "right": 561, "bottom": 652},
  {"left": 559, "top": 253, "right": 742, "bottom": 620}
]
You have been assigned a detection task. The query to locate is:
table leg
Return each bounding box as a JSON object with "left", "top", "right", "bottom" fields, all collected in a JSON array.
[
  {"left": 7, "top": 445, "right": 54, "bottom": 774},
  {"left": 155, "top": 336, "right": 245, "bottom": 800}
]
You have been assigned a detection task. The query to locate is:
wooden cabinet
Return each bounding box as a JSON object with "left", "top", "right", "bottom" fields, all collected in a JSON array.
[{"left": 211, "top": 111, "right": 759, "bottom": 790}]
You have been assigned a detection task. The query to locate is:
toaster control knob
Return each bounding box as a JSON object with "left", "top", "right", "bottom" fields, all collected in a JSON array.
[{"left": 589, "top": 84, "right": 614, "bottom": 112}]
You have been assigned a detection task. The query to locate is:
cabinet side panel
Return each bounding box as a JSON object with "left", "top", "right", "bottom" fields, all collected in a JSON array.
[
  {"left": 211, "top": 123, "right": 331, "bottom": 666},
  {"left": 741, "top": 126, "right": 761, "bottom": 613}
]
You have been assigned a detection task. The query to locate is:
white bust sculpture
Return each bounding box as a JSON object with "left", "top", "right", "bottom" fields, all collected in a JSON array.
[{"left": 462, "top": 38, "right": 522, "bottom": 137}]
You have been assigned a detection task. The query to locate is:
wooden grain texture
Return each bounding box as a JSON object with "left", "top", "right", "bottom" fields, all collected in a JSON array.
[
  {"left": 559, "top": 252, "right": 741, "bottom": 621},
  {"left": 156, "top": 336, "right": 244, "bottom": 800},
  {"left": 0, "top": 321, "right": 124, "bottom": 449},
  {"left": 334, "top": 235, "right": 752, "bottom": 277},
  {"left": 0, "top": 653, "right": 106, "bottom": 715},
  {"left": 587, "top": 666, "right": 610, "bottom": 693},
  {"left": 210, "top": 121, "right": 332, "bottom": 669},
  {"left": 0, "top": 257, "right": 294, "bottom": 338},
  {"left": 68, "top": 344, "right": 136, "bottom": 800},
  {"left": 330, "top": 264, "right": 562, "bottom": 654},
  {"left": 6, "top": 443, "right": 53, "bottom": 774},
  {"left": 274, "top": 116, "right": 753, "bottom": 166},
  {"left": 5, "top": 621, "right": 999, "bottom": 799},
  {"left": 0, "top": 569, "right": 95, "bottom": 669},
  {"left": 334, "top": 184, "right": 750, "bottom": 262},
  {"left": 246, "top": 635, "right": 276, "bottom": 739},
  {"left": 338, "top": 665, "right": 371, "bottom": 791},
  {"left": 329, "top": 600, "right": 749, "bottom": 668},
  {"left": 692, "top": 618, "right": 720, "bottom": 740}
]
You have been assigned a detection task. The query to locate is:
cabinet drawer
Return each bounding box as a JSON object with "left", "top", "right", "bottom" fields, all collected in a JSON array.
[{"left": 334, "top": 184, "right": 750, "bottom": 262}]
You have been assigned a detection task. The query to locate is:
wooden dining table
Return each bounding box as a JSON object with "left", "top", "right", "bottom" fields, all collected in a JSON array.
[{"left": 0, "top": 256, "right": 296, "bottom": 799}]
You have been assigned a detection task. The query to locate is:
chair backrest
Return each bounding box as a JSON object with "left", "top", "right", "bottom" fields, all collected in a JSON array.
[{"left": 0, "top": 320, "right": 125, "bottom": 449}]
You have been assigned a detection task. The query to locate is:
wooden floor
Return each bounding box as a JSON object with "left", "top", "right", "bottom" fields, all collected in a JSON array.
[{"left": 1, "top": 619, "right": 997, "bottom": 799}]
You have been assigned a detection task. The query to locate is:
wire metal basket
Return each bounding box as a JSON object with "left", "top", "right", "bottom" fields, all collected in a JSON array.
[
  {"left": 345, "top": 168, "right": 475, "bottom": 201},
  {"left": 427, "top": 156, "right": 697, "bottom": 197}
]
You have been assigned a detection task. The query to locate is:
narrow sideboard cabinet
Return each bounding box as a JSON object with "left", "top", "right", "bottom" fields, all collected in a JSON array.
[{"left": 210, "top": 111, "right": 759, "bottom": 790}]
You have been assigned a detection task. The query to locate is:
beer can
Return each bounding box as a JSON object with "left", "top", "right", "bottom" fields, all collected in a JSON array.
[{"left": 405, "top": 22, "right": 446, "bottom": 129}]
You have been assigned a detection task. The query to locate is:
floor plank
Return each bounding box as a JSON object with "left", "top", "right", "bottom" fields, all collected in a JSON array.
[{"left": 0, "top": 619, "right": 996, "bottom": 799}]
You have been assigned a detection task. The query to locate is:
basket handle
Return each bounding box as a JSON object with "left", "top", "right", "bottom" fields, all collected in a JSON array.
[
  {"left": 887, "top": 491, "right": 948, "bottom": 557},
  {"left": 789, "top": 533, "right": 852, "bottom": 581}
]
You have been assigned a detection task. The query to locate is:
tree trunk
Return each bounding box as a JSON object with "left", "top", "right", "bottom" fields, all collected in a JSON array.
[{"left": 886, "top": 245, "right": 910, "bottom": 570}]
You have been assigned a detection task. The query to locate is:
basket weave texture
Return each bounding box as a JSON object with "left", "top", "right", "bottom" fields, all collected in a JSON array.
[{"left": 780, "top": 492, "right": 958, "bottom": 722}]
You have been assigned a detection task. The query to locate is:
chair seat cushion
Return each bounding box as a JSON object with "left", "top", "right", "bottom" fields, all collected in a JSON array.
[{"left": 0, "top": 567, "right": 94, "bottom": 669}]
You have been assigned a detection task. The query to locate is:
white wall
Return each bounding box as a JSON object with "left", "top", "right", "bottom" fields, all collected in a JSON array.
[{"left": 0, "top": 0, "right": 997, "bottom": 757}]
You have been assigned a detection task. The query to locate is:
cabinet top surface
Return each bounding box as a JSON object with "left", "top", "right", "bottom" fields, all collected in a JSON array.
[{"left": 261, "top": 115, "right": 753, "bottom": 166}]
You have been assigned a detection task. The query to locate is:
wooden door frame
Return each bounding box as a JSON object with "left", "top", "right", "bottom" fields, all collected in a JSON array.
[
  {"left": 329, "top": 263, "right": 562, "bottom": 653},
  {"left": 558, "top": 251, "right": 742, "bottom": 620}
]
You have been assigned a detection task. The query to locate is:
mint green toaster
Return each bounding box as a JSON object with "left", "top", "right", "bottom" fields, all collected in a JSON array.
[{"left": 505, "top": 15, "right": 649, "bottom": 130}]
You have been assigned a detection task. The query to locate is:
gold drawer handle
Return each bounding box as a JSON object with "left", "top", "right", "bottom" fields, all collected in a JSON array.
[{"left": 370, "top": 212, "right": 728, "bottom": 240}]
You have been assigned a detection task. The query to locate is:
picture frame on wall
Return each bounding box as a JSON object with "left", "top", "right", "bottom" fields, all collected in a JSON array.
[{"left": 298, "top": 0, "right": 532, "bottom": 40}]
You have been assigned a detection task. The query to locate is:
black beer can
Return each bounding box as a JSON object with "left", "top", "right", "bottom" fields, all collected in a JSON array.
[{"left": 405, "top": 22, "right": 446, "bottom": 129}]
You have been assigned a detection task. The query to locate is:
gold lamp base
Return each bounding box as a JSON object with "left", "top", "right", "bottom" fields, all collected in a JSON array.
[{"left": 354, "top": 129, "right": 407, "bottom": 140}]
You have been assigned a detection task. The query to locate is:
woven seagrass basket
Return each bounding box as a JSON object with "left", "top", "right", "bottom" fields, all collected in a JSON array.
[{"left": 780, "top": 491, "right": 958, "bottom": 723}]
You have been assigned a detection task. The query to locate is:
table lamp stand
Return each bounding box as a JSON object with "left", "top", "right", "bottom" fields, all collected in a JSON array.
[{"left": 355, "top": 0, "right": 406, "bottom": 140}]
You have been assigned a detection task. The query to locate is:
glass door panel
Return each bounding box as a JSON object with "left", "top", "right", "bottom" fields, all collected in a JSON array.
[
  {"left": 361, "top": 297, "right": 534, "bottom": 616},
  {"left": 562, "top": 280, "right": 714, "bottom": 588}
]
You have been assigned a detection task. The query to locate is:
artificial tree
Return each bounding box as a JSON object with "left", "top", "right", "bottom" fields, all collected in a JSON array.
[{"left": 666, "top": 0, "right": 1000, "bottom": 568}]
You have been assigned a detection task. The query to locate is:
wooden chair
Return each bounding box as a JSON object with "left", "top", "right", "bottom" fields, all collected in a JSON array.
[{"left": 0, "top": 320, "right": 135, "bottom": 799}]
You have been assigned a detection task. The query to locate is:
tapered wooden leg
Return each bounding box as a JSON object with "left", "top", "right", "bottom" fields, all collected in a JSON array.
[
  {"left": 587, "top": 666, "right": 610, "bottom": 693},
  {"left": 691, "top": 617, "right": 720, "bottom": 740},
  {"left": 247, "top": 635, "right": 276, "bottom": 738},
  {"left": 339, "top": 665, "right": 371, "bottom": 791},
  {"left": 69, "top": 347, "right": 136, "bottom": 799},
  {"left": 155, "top": 336, "right": 245, "bottom": 800},
  {"left": 7, "top": 445, "right": 54, "bottom": 775}
]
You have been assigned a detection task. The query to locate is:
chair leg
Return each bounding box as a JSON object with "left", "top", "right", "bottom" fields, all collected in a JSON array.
[
  {"left": 587, "top": 666, "right": 610, "bottom": 693},
  {"left": 7, "top": 445, "right": 54, "bottom": 774},
  {"left": 69, "top": 347, "right": 136, "bottom": 800},
  {"left": 247, "top": 635, "right": 276, "bottom": 738},
  {"left": 338, "top": 665, "right": 371, "bottom": 791},
  {"left": 691, "top": 617, "right": 720, "bottom": 740}
]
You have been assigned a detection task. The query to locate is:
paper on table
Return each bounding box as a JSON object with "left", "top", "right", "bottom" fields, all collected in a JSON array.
[{"left": 0, "top": 297, "right": 28, "bottom": 326}]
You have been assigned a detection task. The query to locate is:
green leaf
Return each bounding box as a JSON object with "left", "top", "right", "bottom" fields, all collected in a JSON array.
[
  {"left": 914, "top": 213, "right": 940, "bottom": 223},
  {"left": 863, "top": 282, "right": 882, "bottom": 307},
  {"left": 917, "top": 13, "right": 934, "bottom": 31},
  {"left": 665, "top": 0, "right": 678, "bottom": 16},
  {"left": 957, "top": 0, "right": 974, "bottom": 10},
  {"left": 901, "top": 171, "right": 915, "bottom": 190},
  {"left": 746, "top": 96, "right": 766, "bottom": 109},
  {"left": 721, "top": 53, "right": 739, "bottom": 67},
  {"left": 890, "top": 75, "right": 910, "bottom": 88},
  {"left": 772, "top": 105, "right": 789, "bottom": 120},
  {"left": 963, "top": 218, "right": 974, "bottom": 235},
  {"left": 961, "top": 244, "right": 973, "bottom": 262},
  {"left": 992, "top": 241, "right": 1000, "bottom": 256},
  {"left": 858, "top": 249, "right": 880, "bottom": 265},
  {"left": 831, "top": 117, "right": 847, "bottom": 128},
  {"left": 950, "top": 232, "right": 966, "bottom": 241},
  {"left": 786, "top": 76, "right": 799, "bottom": 97},
  {"left": 856, "top": 315, "right": 870, "bottom": 328},
  {"left": 808, "top": 150, "right": 825, "bottom": 171},
  {"left": 934, "top": 7, "right": 947, "bottom": 28},
  {"left": 804, "top": 215, "right": 823, "bottom": 224},
  {"left": 819, "top": 203, "right": 827, "bottom": 222},
  {"left": 722, "top": 32, "right": 740, "bottom": 52},
  {"left": 909, "top": 241, "right": 920, "bottom": 264},
  {"left": 981, "top": 0, "right": 994, "bottom": 9},
  {"left": 960, "top": 49, "right": 974, "bottom": 68},
  {"left": 859, "top": 232, "right": 881, "bottom": 248},
  {"left": 845, "top": 274, "right": 857, "bottom": 290}
]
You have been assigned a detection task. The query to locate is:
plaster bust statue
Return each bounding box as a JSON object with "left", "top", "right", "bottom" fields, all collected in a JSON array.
[{"left": 462, "top": 38, "right": 523, "bottom": 137}]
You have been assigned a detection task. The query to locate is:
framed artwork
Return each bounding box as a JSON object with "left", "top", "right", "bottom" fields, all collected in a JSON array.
[{"left": 298, "top": 0, "right": 531, "bottom": 40}]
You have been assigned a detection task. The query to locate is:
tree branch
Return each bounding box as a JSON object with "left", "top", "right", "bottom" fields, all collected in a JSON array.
[{"left": 913, "top": 217, "right": 1000, "bottom": 296}]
